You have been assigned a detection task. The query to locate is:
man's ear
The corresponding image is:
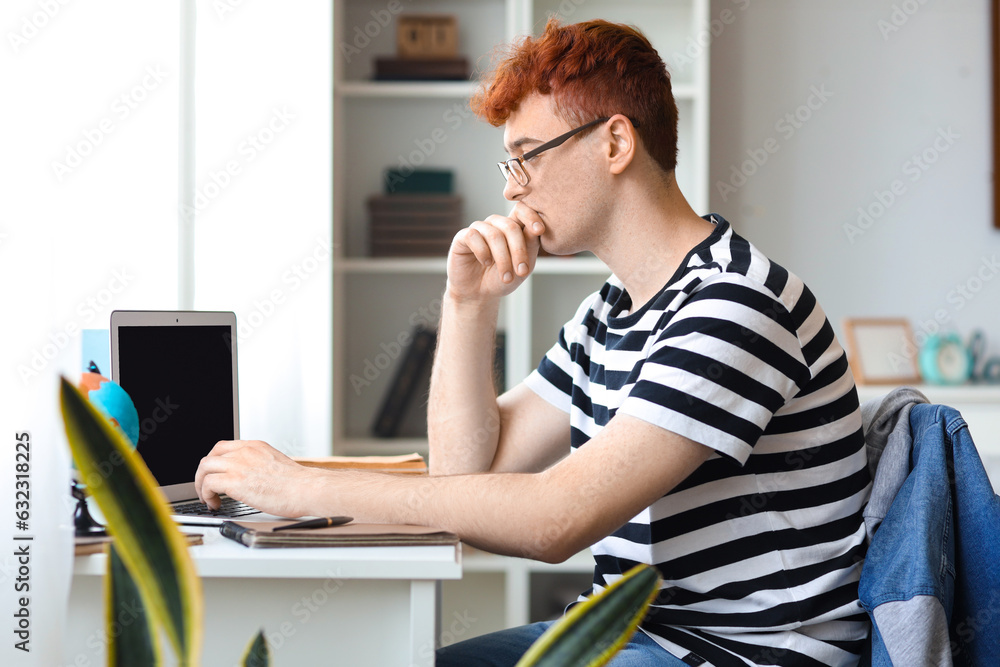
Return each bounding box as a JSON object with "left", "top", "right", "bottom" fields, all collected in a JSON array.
[{"left": 606, "top": 115, "right": 638, "bottom": 175}]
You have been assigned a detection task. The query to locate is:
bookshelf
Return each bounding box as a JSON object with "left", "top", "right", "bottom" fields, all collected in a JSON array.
[{"left": 332, "top": 0, "right": 710, "bottom": 636}]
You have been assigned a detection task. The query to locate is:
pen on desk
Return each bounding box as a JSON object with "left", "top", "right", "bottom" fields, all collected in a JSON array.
[{"left": 271, "top": 516, "right": 353, "bottom": 532}]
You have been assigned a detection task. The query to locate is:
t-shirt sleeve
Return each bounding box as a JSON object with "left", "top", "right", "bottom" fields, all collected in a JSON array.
[
  {"left": 618, "top": 277, "right": 810, "bottom": 465},
  {"left": 524, "top": 293, "right": 598, "bottom": 415}
]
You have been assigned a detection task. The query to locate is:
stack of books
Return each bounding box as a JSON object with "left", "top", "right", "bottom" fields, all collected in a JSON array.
[
  {"left": 367, "top": 192, "right": 462, "bottom": 258},
  {"left": 220, "top": 521, "right": 458, "bottom": 549}
]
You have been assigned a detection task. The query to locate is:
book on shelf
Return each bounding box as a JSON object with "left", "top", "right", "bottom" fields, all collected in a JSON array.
[
  {"left": 373, "top": 56, "right": 469, "bottom": 81},
  {"left": 492, "top": 330, "right": 506, "bottom": 394},
  {"left": 384, "top": 168, "right": 453, "bottom": 195},
  {"left": 372, "top": 326, "right": 437, "bottom": 438},
  {"left": 375, "top": 329, "right": 506, "bottom": 439},
  {"left": 219, "top": 520, "right": 458, "bottom": 549}
]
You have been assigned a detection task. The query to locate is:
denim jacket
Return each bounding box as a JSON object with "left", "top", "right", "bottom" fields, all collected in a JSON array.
[{"left": 859, "top": 403, "right": 1000, "bottom": 666}]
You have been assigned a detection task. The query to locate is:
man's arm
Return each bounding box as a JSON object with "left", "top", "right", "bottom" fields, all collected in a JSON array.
[
  {"left": 194, "top": 414, "right": 711, "bottom": 563},
  {"left": 427, "top": 203, "right": 570, "bottom": 476}
]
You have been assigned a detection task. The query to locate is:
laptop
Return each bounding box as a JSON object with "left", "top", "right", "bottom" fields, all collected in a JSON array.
[{"left": 110, "top": 310, "right": 295, "bottom": 525}]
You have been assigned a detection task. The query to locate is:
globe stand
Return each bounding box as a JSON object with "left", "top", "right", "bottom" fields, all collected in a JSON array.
[{"left": 71, "top": 481, "right": 106, "bottom": 537}]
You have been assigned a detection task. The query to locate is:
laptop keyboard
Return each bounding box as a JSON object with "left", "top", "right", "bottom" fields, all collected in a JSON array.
[{"left": 172, "top": 495, "right": 262, "bottom": 518}]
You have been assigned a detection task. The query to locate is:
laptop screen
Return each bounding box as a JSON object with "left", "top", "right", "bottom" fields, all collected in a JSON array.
[{"left": 115, "top": 322, "right": 236, "bottom": 487}]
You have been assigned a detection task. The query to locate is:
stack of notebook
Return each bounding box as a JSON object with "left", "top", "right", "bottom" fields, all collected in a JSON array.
[{"left": 220, "top": 521, "right": 457, "bottom": 549}]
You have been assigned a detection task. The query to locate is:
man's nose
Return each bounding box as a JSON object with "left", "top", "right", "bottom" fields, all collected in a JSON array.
[{"left": 503, "top": 175, "right": 528, "bottom": 201}]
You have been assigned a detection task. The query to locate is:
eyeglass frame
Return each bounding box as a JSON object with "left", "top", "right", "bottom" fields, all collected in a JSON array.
[{"left": 496, "top": 115, "right": 640, "bottom": 186}]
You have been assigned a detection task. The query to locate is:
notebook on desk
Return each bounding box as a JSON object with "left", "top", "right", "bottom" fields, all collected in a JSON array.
[{"left": 110, "top": 310, "right": 293, "bottom": 525}]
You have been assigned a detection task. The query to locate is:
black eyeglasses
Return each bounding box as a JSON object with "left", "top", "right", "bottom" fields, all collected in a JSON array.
[{"left": 497, "top": 116, "right": 639, "bottom": 186}]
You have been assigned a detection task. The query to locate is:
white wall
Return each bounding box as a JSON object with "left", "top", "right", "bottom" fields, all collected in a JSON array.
[
  {"left": 708, "top": 0, "right": 998, "bottom": 358},
  {"left": 1, "top": 1, "right": 333, "bottom": 460},
  {"left": 192, "top": 1, "right": 332, "bottom": 457},
  {"left": 0, "top": 3, "right": 329, "bottom": 663}
]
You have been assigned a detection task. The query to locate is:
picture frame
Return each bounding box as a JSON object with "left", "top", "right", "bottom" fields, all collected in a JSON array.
[{"left": 842, "top": 318, "right": 923, "bottom": 385}]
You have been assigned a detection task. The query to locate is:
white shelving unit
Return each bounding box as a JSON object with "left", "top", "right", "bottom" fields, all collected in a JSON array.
[
  {"left": 332, "top": 0, "right": 710, "bottom": 637},
  {"left": 855, "top": 384, "right": 1000, "bottom": 459}
]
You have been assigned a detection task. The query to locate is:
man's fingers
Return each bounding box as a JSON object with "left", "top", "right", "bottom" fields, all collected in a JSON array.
[
  {"left": 510, "top": 202, "right": 545, "bottom": 236},
  {"left": 205, "top": 439, "right": 246, "bottom": 457},
  {"left": 469, "top": 220, "right": 515, "bottom": 282},
  {"left": 194, "top": 452, "right": 243, "bottom": 504},
  {"left": 456, "top": 227, "right": 494, "bottom": 267},
  {"left": 484, "top": 215, "right": 531, "bottom": 280},
  {"left": 198, "top": 472, "right": 230, "bottom": 510}
]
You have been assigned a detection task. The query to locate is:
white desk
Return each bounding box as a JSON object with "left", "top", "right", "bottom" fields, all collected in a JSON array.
[{"left": 65, "top": 528, "right": 462, "bottom": 666}]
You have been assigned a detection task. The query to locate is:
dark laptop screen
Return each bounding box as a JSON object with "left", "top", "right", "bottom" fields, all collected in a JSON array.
[{"left": 116, "top": 324, "right": 235, "bottom": 486}]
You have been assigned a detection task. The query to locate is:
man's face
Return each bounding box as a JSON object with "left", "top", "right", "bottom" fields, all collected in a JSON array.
[{"left": 501, "top": 94, "right": 609, "bottom": 256}]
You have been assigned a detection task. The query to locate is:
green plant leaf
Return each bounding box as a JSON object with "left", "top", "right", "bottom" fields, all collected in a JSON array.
[
  {"left": 60, "top": 377, "right": 203, "bottom": 665},
  {"left": 106, "top": 543, "right": 159, "bottom": 666},
  {"left": 515, "top": 563, "right": 661, "bottom": 667},
  {"left": 240, "top": 630, "right": 270, "bottom": 667}
]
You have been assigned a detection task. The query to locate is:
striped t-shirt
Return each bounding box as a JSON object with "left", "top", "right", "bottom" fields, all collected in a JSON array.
[{"left": 525, "top": 216, "right": 871, "bottom": 666}]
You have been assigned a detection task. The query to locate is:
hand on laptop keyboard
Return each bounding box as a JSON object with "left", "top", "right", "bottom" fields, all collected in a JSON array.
[{"left": 173, "top": 495, "right": 261, "bottom": 517}]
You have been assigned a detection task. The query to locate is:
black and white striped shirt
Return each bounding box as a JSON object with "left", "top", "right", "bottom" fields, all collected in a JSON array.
[{"left": 525, "top": 216, "right": 870, "bottom": 666}]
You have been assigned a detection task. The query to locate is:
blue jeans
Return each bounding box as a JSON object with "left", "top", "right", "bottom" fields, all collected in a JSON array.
[{"left": 436, "top": 621, "right": 687, "bottom": 666}]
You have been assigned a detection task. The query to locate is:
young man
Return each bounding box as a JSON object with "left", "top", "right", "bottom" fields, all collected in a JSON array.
[{"left": 195, "top": 19, "right": 871, "bottom": 666}]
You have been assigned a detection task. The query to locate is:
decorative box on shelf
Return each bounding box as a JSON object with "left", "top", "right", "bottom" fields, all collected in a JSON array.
[
  {"left": 375, "top": 14, "right": 469, "bottom": 81},
  {"left": 397, "top": 15, "right": 458, "bottom": 58}
]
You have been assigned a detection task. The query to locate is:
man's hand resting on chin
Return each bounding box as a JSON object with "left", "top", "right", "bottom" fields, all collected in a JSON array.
[{"left": 194, "top": 440, "right": 321, "bottom": 518}]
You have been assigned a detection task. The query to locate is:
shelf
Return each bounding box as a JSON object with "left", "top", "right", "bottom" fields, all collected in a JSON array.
[
  {"left": 337, "top": 257, "right": 448, "bottom": 273},
  {"left": 337, "top": 80, "right": 479, "bottom": 99},
  {"left": 855, "top": 384, "right": 1000, "bottom": 404},
  {"left": 462, "top": 549, "right": 594, "bottom": 574}
]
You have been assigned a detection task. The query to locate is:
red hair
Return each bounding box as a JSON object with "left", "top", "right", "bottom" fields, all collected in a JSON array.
[{"left": 472, "top": 18, "right": 679, "bottom": 174}]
